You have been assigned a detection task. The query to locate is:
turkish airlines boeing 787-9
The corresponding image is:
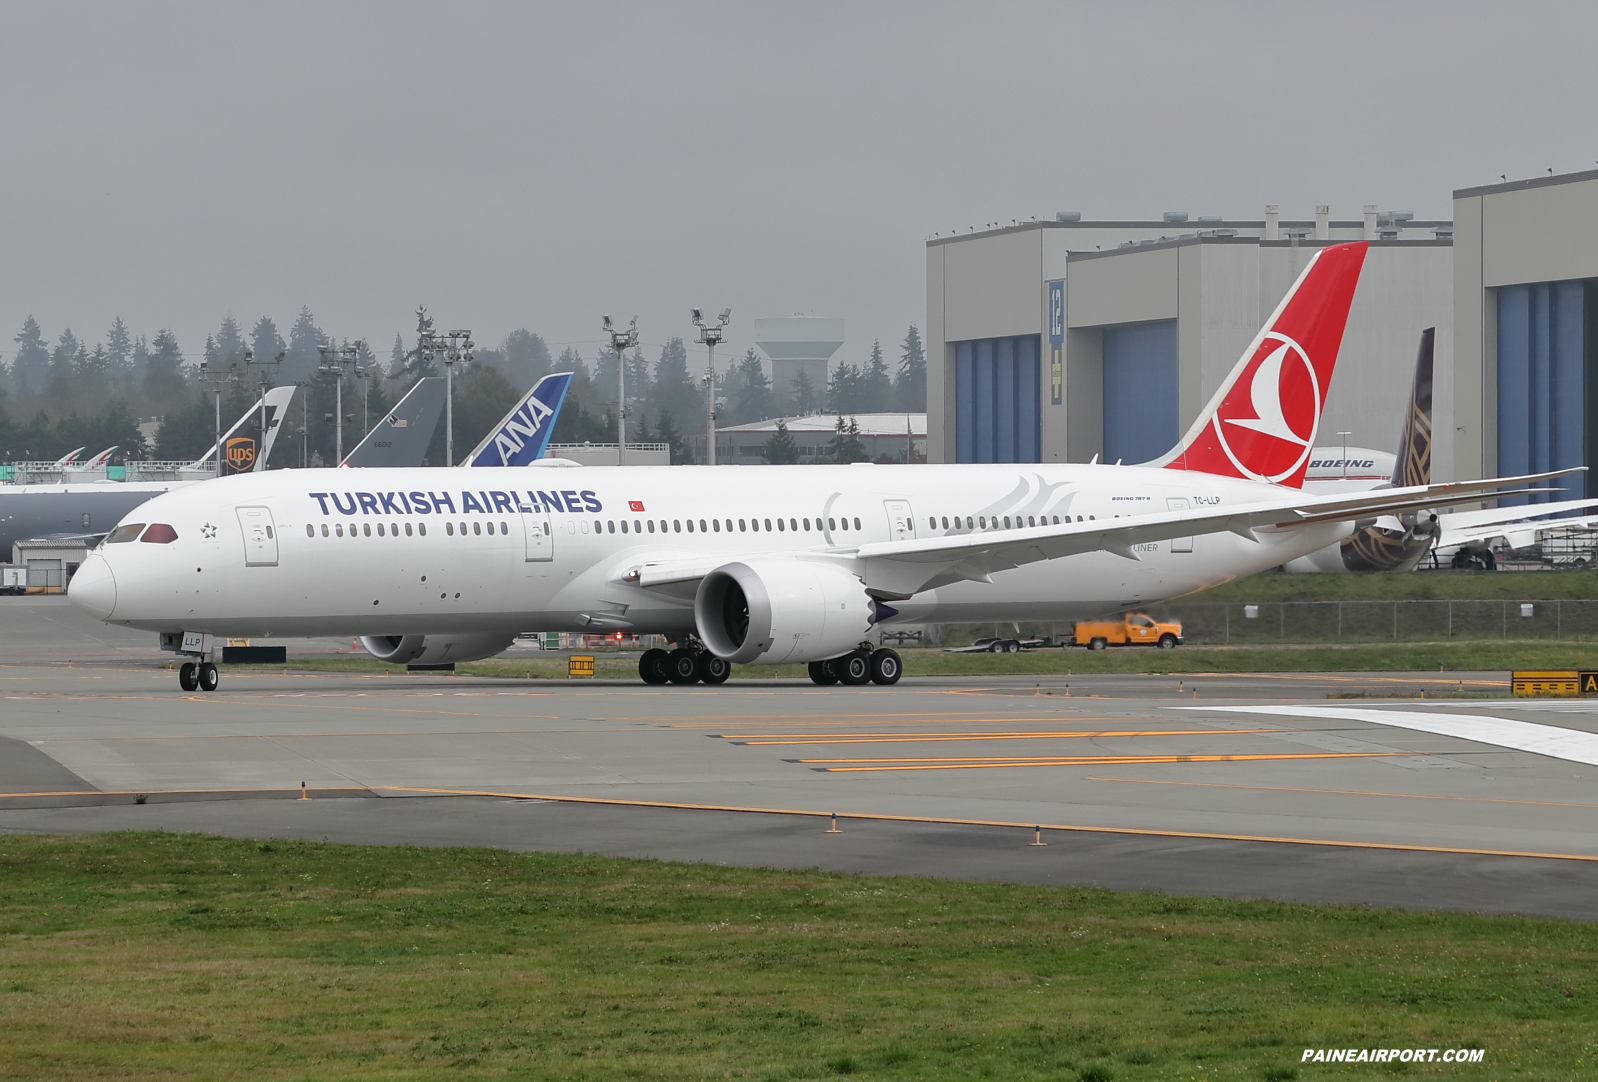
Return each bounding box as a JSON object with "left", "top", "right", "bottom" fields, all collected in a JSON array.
[{"left": 69, "top": 242, "right": 1573, "bottom": 691}]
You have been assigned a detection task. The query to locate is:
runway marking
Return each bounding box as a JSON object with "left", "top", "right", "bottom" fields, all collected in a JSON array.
[
  {"left": 1192, "top": 706, "right": 1598, "bottom": 768},
  {"left": 620, "top": 712, "right": 1115, "bottom": 724},
  {"left": 719, "top": 728, "right": 1292, "bottom": 745},
  {"left": 32, "top": 727, "right": 601, "bottom": 743},
  {"left": 803, "top": 752, "right": 1405, "bottom": 772},
  {"left": 373, "top": 786, "right": 1598, "bottom": 863},
  {"left": 1087, "top": 776, "right": 1598, "bottom": 810}
]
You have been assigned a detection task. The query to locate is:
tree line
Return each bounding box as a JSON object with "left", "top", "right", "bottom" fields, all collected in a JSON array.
[{"left": 0, "top": 311, "right": 926, "bottom": 467}]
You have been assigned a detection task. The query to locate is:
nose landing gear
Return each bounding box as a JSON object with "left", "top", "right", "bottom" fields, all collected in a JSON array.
[{"left": 177, "top": 660, "right": 220, "bottom": 692}]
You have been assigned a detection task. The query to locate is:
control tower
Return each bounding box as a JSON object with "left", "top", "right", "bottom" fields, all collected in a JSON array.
[{"left": 752, "top": 316, "right": 844, "bottom": 394}]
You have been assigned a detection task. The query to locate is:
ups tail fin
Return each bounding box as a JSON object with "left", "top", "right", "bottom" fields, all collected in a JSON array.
[
  {"left": 188, "top": 385, "right": 297, "bottom": 471},
  {"left": 1161, "top": 241, "right": 1368, "bottom": 486},
  {"left": 342, "top": 377, "right": 446, "bottom": 468},
  {"left": 463, "top": 372, "right": 573, "bottom": 467},
  {"left": 1392, "top": 328, "right": 1433, "bottom": 489}
]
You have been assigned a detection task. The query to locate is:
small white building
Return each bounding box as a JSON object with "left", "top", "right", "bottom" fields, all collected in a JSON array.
[
  {"left": 712, "top": 413, "right": 926, "bottom": 464},
  {"left": 11, "top": 537, "right": 90, "bottom": 592}
]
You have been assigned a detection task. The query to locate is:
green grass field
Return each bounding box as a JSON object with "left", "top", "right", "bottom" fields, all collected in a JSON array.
[
  {"left": 230, "top": 638, "right": 1598, "bottom": 681},
  {"left": 0, "top": 833, "right": 1590, "bottom": 1080}
]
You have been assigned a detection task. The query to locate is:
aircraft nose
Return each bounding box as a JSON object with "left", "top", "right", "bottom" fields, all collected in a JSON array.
[{"left": 69, "top": 554, "right": 117, "bottom": 620}]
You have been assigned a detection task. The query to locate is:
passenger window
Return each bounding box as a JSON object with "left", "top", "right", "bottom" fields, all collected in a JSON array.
[
  {"left": 418, "top": 523, "right": 426, "bottom": 536},
  {"left": 978, "top": 516, "right": 986, "bottom": 528},
  {"left": 266, "top": 526, "right": 274, "bottom": 538},
  {"left": 725, "top": 520, "right": 732, "bottom": 532},
  {"left": 500, "top": 521, "right": 508, "bottom": 534},
  {"left": 700, "top": 519, "right": 707, "bottom": 532},
  {"left": 607, "top": 521, "right": 615, "bottom": 534},
  {"left": 472, "top": 521, "right": 481, "bottom": 536},
  {"left": 675, "top": 520, "right": 682, "bottom": 532},
  {"left": 594, "top": 518, "right": 602, "bottom": 532},
  {"left": 853, "top": 517, "right": 861, "bottom": 530},
  {"left": 322, "top": 524, "right": 330, "bottom": 537},
  {"left": 634, "top": 520, "right": 641, "bottom": 533},
  {"left": 405, "top": 522, "right": 413, "bottom": 536},
  {"left": 337, "top": 523, "right": 345, "bottom": 537},
  {"left": 739, "top": 519, "right": 746, "bottom": 532},
  {"left": 305, "top": 524, "right": 314, "bottom": 538},
  {"left": 377, "top": 523, "right": 385, "bottom": 536},
  {"left": 648, "top": 521, "right": 656, "bottom": 533},
  {"left": 446, "top": 522, "right": 454, "bottom": 536},
  {"left": 803, "top": 518, "right": 810, "bottom": 530},
  {"left": 827, "top": 517, "right": 836, "bottom": 530},
  {"left": 687, "top": 520, "right": 694, "bottom": 532},
  {"left": 620, "top": 521, "right": 628, "bottom": 534},
  {"left": 777, "top": 519, "right": 785, "bottom": 531},
  {"left": 761, "top": 518, "right": 769, "bottom": 531},
  {"left": 713, "top": 520, "right": 721, "bottom": 532},
  {"left": 107, "top": 523, "right": 146, "bottom": 543}
]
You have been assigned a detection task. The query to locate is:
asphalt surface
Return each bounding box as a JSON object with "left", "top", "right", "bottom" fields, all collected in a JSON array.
[{"left": 5, "top": 595, "right": 1598, "bottom": 920}]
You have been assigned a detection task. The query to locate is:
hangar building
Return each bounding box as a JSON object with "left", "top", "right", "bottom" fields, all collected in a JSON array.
[
  {"left": 928, "top": 171, "right": 1598, "bottom": 502},
  {"left": 926, "top": 207, "right": 1453, "bottom": 473}
]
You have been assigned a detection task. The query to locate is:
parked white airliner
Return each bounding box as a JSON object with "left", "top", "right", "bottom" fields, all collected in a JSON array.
[{"left": 68, "top": 242, "right": 1570, "bottom": 691}]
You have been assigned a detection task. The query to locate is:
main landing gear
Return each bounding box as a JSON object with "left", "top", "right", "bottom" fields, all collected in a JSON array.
[
  {"left": 638, "top": 642, "right": 730, "bottom": 686},
  {"left": 808, "top": 648, "right": 901, "bottom": 687},
  {"left": 178, "top": 661, "right": 220, "bottom": 692}
]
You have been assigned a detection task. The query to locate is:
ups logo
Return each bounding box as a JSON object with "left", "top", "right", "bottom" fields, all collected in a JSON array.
[{"left": 226, "top": 437, "right": 257, "bottom": 471}]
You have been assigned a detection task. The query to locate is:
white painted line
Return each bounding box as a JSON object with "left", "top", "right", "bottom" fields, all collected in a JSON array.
[{"left": 1174, "top": 705, "right": 1598, "bottom": 768}]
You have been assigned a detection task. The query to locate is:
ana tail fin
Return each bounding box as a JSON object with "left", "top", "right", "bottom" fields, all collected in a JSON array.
[
  {"left": 463, "top": 372, "right": 573, "bottom": 467},
  {"left": 1162, "top": 241, "right": 1368, "bottom": 486}
]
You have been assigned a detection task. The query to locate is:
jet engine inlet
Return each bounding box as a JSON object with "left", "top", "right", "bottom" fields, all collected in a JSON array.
[{"left": 694, "top": 559, "right": 873, "bottom": 665}]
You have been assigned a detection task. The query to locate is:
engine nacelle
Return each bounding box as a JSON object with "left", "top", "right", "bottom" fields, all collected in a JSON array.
[
  {"left": 695, "top": 559, "right": 873, "bottom": 665},
  {"left": 359, "top": 633, "right": 516, "bottom": 666}
]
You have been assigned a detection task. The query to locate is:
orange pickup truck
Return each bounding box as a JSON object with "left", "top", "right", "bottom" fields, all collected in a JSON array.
[{"left": 1071, "top": 613, "right": 1183, "bottom": 650}]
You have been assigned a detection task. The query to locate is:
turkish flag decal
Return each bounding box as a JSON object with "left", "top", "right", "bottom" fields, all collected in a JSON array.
[{"left": 628, "top": 500, "right": 645, "bottom": 512}]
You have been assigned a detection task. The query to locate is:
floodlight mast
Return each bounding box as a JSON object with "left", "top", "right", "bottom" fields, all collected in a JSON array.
[
  {"left": 416, "top": 307, "right": 473, "bottom": 465},
  {"left": 692, "top": 307, "right": 730, "bottom": 465},
  {"left": 604, "top": 315, "right": 639, "bottom": 458},
  {"left": 247, "top": 347, "right": 286, "bottom": 471},
  {"left": 316, "top": 339, "right": 364, "bottom": 465},
  {"left": 197, "top": 356, "right": 244, "bottom": 475}
]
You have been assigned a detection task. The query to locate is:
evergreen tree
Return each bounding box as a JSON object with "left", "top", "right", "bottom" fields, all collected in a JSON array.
[
  {"left": 79, "top": 344, "right": 110, "bottom": 405},
  {"left": 500, "top": 329, "right": 552, "bottom": 388},
  {"left": 453, "top": 364, "right": 524, "bottom": 459},
  {"left": 593, "top": 346, "right": 620, "bottom": 412},
  {"left": 131, "top": 336, "right": 151, "bottom": 385},
  {"left": 203, "top": 335, "right": 220, "bottom": 368},
  {"left": 389, "top": 333, "right": 407, "bottom": 377},
  {"left": 860, "top": 338, "right": 892, "bottom": 412},
  {"left": 897, "top": 324, "right": 926, "bottom": 411},
  {"left": 647, "top": 337, "right": 699, "bottom": 427},
  {"left": 105, "top": 317, "right": 134, "bottom": 383},
  {"left": 729, "top": 347, "right": 773, "bottom": 424},
  {"left": 282, "top": 306, "right": 322, "bottom": 384},
  {"left": 251, "top": 317, "right": 286, "bottom": 373},
  {"left": 652, "top": 409, "right": 689, "bottom": 465},
  {"left": 827, "top": 358, "right": 862, "bottom": 414},
  {"left": 626, "top": 347, "right": 652, "bottom": 403},
  {"left": 826, "top": 416, "right": 868, "bottom": 463},
  {"left": 556, "top": 346, "right": 588, "bottom": 381},
  {"left": 48, "top": 329, "right": 82, "bottom": 398},
  {"left": 761, "top": 418, "right": 799, "bottom": 464},
  {"left": 214, "top": 316, "right": 247, "bottom": 363},
  {"left": 12, "top": 316, "right": 50, "bottom": 398},
  {"left": 143, "top": 329, "right": 189, "bottom": 401},
  {"left": 791, "top": 368, "right": 820, "bottom": 415}
]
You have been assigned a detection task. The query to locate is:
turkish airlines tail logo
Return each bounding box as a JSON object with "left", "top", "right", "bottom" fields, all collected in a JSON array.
[{"left": 1163, "top": 241, "right": 1367, "bottom": 487}]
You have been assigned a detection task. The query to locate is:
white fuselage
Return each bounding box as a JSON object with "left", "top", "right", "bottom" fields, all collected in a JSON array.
[{"left": 75, "top": 463, "right": 1348, "bottom": 638}]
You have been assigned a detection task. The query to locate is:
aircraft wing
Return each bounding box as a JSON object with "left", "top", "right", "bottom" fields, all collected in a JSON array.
[
  {"left": 1433, "top": 498, "right": 1598, "bottom": 550},
  {"left": 463, "top": 372, "right": 573, "bottom": 467},
  {"left": 624, "top": 469, "right": 1582, "bottom": 599},
  {"left": 342, "top": 377, "right": 445, "bottom": 468}
]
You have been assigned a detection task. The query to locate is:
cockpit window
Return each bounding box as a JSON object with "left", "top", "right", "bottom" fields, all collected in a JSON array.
[
  {"left": 140, "top": 523, "right": 179, "bottom": 544},
  {"left": 106, "top": 524, "right": 146, "bottom": 544}
]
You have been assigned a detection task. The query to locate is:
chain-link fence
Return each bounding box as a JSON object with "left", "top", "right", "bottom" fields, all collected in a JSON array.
[{"left": 1141, "top": 599, "right": 1598, "bottom": 644}]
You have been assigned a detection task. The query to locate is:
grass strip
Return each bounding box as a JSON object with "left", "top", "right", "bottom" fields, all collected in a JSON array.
[
  {"left": 0, "top": 832, "right": 1590, "bottom": 1080},
  {"left": 223, "top": 640, "right": 1598, "bottom": 679}
]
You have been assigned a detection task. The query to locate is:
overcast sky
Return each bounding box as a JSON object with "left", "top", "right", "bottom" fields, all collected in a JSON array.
[{"left": 3, "top": 1, "right": 1595, "bottom": 378}]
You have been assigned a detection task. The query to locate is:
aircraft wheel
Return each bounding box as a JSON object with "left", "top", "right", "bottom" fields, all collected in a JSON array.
[
  {"left": 1157, "top": 634, "right": 1178, "bottom": 650},
  {"left": 198, "top": 662, "right": 220, "bottom": 691},
  {"left": 869, "top": 648, "right": 902, "bottom": 686},
  {"left": 667, "top": 648, "right": 701, "bottom": 684},
  {"left": 178, "top": 662, "right": 199, "bottom": 691},
  {"left": 1088, "top": 638, "right": 1108, "bottom": 651},
  {"left": 807, "top": 659, "right": 840, "bottom": 686},
  {"left": 638, "top": 648, "right": 671, "bottom": 684},
  {"left": 838, "top": 650, "right": 873, "bottom": 686},
  {"left": 697, "top": 654, "right": 731, "bottom": 685}
]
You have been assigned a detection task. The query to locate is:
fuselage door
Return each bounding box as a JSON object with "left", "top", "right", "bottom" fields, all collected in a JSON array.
[
  {"left": 884, "top": 499, "right": 916, "bottom": 542},
  {"left": 1166, "top": 497, "right": 1193, "bottom": 553},
  {"left": 523, "top": 513, "right": 554, "bottom": 562},
  {"left": 236, "top": 506, "right": 279, "bottom": 566}
]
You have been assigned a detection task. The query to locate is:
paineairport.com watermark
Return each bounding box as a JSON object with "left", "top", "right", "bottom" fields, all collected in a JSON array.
[{"left": 1302, "top": 1047, "right": 1486, "bottom": 1064}]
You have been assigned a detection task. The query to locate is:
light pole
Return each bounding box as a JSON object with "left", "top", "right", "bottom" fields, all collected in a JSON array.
[
  {"left": 317, "top": 339, "right": 364, "bottom": 465},
  {"left": 602, "top": 314, "right": 639, "bottom": 459},
  {"left": 691, "top": 307, "right": 730, "bottom": 465},
  {"left": 197, "top": 356, "right": 242, "bottom": 475},
  {"left": 416, "top": 308, "right": 473, "bottom": 466},
  {"left": 244, "top": 347, "right": 285, "bottom": 471}
]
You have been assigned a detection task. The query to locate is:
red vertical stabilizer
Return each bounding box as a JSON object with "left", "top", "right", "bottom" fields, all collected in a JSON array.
[{"left": 1162, "top": 241, "right": 1368, "bottom": 487}]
